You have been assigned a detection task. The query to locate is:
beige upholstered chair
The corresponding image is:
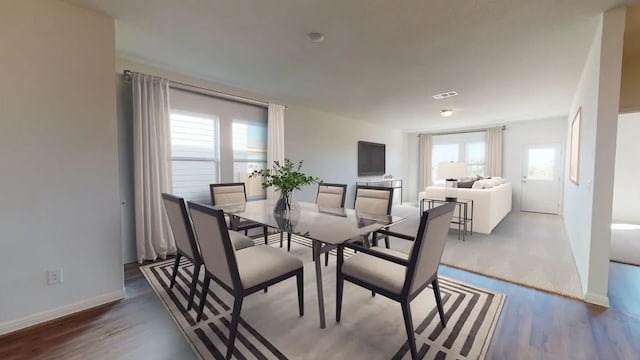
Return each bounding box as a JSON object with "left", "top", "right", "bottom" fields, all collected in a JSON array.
[
  {"left": 354, "top": 185, "right": 394, "bottom": 248},
  {"left": 316, "top": 183, "right": 347, "bottom": 208},
  {"left": 210, "top": 183, "right": 269, "bottom": 244},
  {"left": 161, "top": 193, "right": 254, "bottom": 311},
  {"left": 316, "top": 183, "right": 348, "bottom": 265},
  {"left": 336, "top": 202, "right": 456, "bottom": 360},
  {"left": 188, "top": 202, "right": 304, "bottom": 360}
]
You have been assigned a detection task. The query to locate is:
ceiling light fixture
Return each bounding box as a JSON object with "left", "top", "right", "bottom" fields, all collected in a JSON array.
[
  {"left": 440, "top": 109, "right": 453, "bottom": 117},
  {"left": 306, "top": 32, "right": 325, "bottom": 43}
]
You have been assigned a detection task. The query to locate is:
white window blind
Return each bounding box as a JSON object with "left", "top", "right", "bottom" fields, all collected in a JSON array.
[
  {"left": 232, "top": 120, "right": 267, "bottom": 200},
  {"left": 170, "top": 111, "right": 219, "bottom": 202},
  {"left": 431, "top": 131, "right": 486, "bottom": 184}
]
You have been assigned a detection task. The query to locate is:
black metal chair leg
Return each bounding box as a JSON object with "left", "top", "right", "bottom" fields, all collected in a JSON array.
[
  {"left": 287, "top": 232, "right": 291, "bottom": 252},
  {"left": 297, "top": 269, "right": 304, "bottom": 316},
  {"left": 226, "top": 297, "right": 244, "bottom": 360},
  {"left": 325, "top": 252, "right": 329, "bottom": 266},
  {"left": 401, "top": 301, "right": 418, "bottom": 359},
  {"left": 385, "top": 235, "right": 390, "bottom": 249},
  {"left": 280, "top": 231, "right": 284, "bottom": 248},
  {"left": 336, "top": 246, "right": 344, "bottom": 322},
  {"left": 169, "top": 253, "right": 182, "bottom": 289},
  {"left": 432, "top": 278, "right": 447, "bottom": 327},
  {"left": 263, "top": 225, "right": 268, "bottom": 245},
  {"left": 196, "top": 274, "right": 211, "bottom": 322},
  {"left": 187, "top": 263, "right": 201, "bottom": 310}
]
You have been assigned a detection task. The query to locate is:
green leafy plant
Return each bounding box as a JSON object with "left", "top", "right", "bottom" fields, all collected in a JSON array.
[{"left": 250, "top": 158, "right": 322, "bottom": 193}]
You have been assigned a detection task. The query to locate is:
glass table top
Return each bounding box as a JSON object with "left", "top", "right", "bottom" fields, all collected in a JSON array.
[{"left": 205, "top": 200, "right": 405, "bottom": 245}]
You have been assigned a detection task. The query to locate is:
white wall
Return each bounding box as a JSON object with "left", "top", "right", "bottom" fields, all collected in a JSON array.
[
  {"left": 0, "top": 0, "right": 123, "bottom": 334},
  {"left": 563, "top": 8, "right": 625, "bottom": 305},
  {"left": 284, "top": 107, "right": 405, "bottom": 208},
  {"left": 612, "top": 112, "right": 640, "bottom": 224},
  {"left": 503, "top": 117, "right": 567, "bottom": 212}
]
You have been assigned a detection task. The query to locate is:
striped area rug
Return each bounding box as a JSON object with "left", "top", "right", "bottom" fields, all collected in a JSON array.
[{"left": 141, "top": 233, "right": 505, "bottom": 360}]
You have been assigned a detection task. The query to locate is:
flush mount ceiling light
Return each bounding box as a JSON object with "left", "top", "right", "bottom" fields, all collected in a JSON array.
[
  {"left": 306, "top": 32, "right": 325, "bottom": 43},
  {"left": 440, "top": 109, "right": 453, "bottom": 117}
]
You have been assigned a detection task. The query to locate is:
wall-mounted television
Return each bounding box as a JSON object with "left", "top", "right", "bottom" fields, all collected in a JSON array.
[{"left": 358, "top": 141, "right": 386, "bottom": 176}]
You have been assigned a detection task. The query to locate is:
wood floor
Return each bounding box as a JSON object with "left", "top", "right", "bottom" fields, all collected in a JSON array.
[{"left": 0, "top": 262, "right": 638, "bottom": 360}]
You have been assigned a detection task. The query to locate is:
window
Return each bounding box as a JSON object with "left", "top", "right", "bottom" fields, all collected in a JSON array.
[
  {"left": 170, "top": 111, "right": 219, "bottom": 201},
  {"left": 232, "top": 120, "right": 267, "bottom": 200},
  {"left": 431, "top": 132, "right": 486, "bottom": 184}
]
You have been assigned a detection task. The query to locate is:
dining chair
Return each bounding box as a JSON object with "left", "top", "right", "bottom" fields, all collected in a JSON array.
[
  {"left": 354, "top": 185, "right": 394, "bottom": 248},
  {"left": 210, "top": 183, "right": 269, "bottom": 244},
  {"left": 188, "top": 201, "right": 304, "bottom": 360},
  {"left": 161, "top": 193, "right": 255, "bottom": 311},
  {"left": 336, "top": 202, "right": 455, "bottom": 359},
  {"left": 316, "top": 183, "right": 348, "bottom": 265}
]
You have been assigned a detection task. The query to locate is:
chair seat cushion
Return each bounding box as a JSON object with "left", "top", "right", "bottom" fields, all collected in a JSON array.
[
  {"left": 228, "top": 230, "right": 255, "bottom": 250},
  {"left": 236, "top": 246, "right": 303, "bottom": 289},
  {"left": 342, "top": 247, "right": 408, "bottom": 295}
]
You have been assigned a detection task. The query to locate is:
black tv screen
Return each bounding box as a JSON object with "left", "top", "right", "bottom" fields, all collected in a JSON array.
[{"left": 358, "top": 141, "right": 386, "bottom": 176}]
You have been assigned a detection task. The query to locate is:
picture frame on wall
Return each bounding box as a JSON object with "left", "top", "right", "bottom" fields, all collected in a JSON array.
[{"left": 569, "top": 107, "right": 581, "bottom": 185}]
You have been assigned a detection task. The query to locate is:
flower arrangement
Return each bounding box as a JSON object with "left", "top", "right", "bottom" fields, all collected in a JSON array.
[{"left": 250, "top": 158, "right": 322, "bottom": 213}]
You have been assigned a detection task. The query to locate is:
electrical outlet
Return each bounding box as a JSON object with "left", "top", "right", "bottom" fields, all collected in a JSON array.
[{"left": 47, "top": 268, "right": 63, "bottom": 285}]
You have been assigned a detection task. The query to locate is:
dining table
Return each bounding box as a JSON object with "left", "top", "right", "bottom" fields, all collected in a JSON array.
[{"left": 210, "top": 200, "right": 406, "bottom": 329}]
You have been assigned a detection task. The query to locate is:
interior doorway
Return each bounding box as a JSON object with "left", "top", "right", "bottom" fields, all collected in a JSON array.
[{"left": 520, "top": 143, "right": 563, "bottom": 214}]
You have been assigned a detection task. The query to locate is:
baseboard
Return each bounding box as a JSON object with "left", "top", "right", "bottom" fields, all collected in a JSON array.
[
  {"left": 0, "top": 288, "right": 126, "bottom": 336},
  {"left": 583, "top": 292, "right": 610, "bottom": 308}
]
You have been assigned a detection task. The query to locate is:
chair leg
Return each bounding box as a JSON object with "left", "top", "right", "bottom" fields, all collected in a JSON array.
[
  {"left": 297, "top": 269, "right": 304, "bottom": 316},
  {"left": 226, "top": 297, "right": 243, "bottom": 360},
  {"left": 401, "top": 301, "right": 418, "bottom": 360},
  {"left": 279, "top": 231, "right": 284, "bottom": 248},
  {"left": 384, "top": 235, "right": 390, "bottom": 249},
  {"left": 432, "top": 278, "right": 447, "bottom": 327},
  {"left": 196, "top": 274, "right": 211, "bottom": 322},
  {"left": 287, "top": 232, "right": 291, "bottom": 252},
  {"left": 244, "top": 229, "right": 248, "bottom": 236},
  {"left": 169, "top": 253, "right": 182, "bottom": 289},
  {"left": 263, "top": 225, "right": 269, "bottom": 245},
  {"left": 324, "top": 252, "right": 329, "bottom": 266},
  {"left": 187, "top": 263, "right": 201, "bottom": 310},
  {"left": 336, "top": 246, "right": 344, "bottom": 323}
]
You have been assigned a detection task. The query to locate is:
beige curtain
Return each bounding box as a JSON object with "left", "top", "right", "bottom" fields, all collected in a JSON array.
[
  {"left": 267, "top": 103, "right": 286, "bottom": 202},
  {"left": 418, "top": 133, "right": 433, "bottom": 191},
  {"left": 486, "top": 126, "right": 503, "bottom": 177},
  {"left": 132, "top": 73, "right": 176, "bottom": 263}
]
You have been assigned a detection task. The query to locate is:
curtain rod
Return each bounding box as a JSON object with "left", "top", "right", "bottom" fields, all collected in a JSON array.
[
  {"left": 123, "top": 70, "right": 287, "bottom": 109},
  {"left": 417, "top": 125, "right": 506, "bottom": 137}
]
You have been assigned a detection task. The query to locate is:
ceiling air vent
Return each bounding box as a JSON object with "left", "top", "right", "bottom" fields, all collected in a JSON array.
[{"left": 432, "top": 91, "right": 458, "bottom": 100}]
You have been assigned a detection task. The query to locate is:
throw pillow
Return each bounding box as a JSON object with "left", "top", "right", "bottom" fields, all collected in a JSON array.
[{"left": 458, "top": 179, "right": 475, "bottom": 188}]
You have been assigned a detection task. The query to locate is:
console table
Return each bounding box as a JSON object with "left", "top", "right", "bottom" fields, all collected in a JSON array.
[{"left": 356, "top": 179, "right": 403, "bottom": 205}]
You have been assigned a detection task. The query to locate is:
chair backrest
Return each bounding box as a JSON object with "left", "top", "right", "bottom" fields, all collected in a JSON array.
[
  {"left": 210, "top": 183, "right": 247, "bottom": 206},
  {"left": 316, "top": 183, "right": 347, "bottom": 208},
  {"left": 404, "top": 202, "right": 456, "bottom": 296},
  {"left": 354, "top": 185, "right": 394, "bottom": 215},
  {"left": 161, "top": 193, "right": 200, "bottom": 262},
  {"left": 188, "top": 201, "right": 241, "bottom": 292}
]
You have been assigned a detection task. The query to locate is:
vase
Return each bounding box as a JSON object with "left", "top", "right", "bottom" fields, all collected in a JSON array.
[{"left": 274, "top": 190, "right": 300, "bottom": 216}]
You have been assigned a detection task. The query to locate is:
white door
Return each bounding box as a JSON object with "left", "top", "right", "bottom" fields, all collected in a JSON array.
[{"left": 521, "top": 144, "right": 562, "bottom": 214}]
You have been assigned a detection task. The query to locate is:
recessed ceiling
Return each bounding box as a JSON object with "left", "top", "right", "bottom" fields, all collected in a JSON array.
[{"left": 67, "top": 0, "right": 632, "bottom": 131}]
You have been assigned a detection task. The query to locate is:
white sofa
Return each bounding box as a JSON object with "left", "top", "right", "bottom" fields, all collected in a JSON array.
[{"left": 418, "top": 182, "right": 512, "bottom": 235}]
